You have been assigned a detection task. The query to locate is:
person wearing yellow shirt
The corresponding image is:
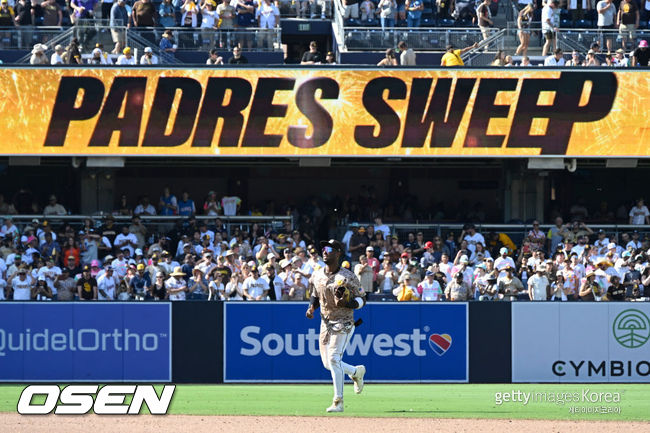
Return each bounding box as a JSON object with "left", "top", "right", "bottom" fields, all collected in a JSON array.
[
  {"left": 440, "top": 42, "right": 478, "bottom": 66},
  {"left": 393, "top": 273, "right": 420, "bottom": 301}
]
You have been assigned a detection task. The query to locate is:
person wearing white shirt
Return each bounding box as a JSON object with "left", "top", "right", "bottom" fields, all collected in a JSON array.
[
  {"left": 139, "top": 47, "right": 159, "bottom": 65},
  {"left": 221, "top": 196, "right": 241, "bottom": 216},
  {"left": 0, "top": 276, "right": 6, "bottom": 300},
  {"left": 262, "top": 264, "right": 284, "bottom": 300},
  {"left": 256, "top": 0, "right": 279, "bottom": 48},
  {"left": 373, "top": 217, "right": 391, "bottom": 239},
  {"left": 116, "top": 47, "right": 137, "bottom": 65},
  {"left": 38, "top": 260, "right": 61, "bottom": 296},
  {"left": 494, "top": 248, "right": 516, "bottom": 279},
  {"left": 528, "top": 265, "right": 550, "bottom": 300},
  {"left": 541, "top": 0, "right": 560, "bottom": 56},
  {"left": 544, "top": 48, "right": 566, "bottom": 66},
  {"left": 418, "top": 271, "right": 442, "bottom": 301},
  {"left": 462, "top": 224, "right": 485, "bottom": 255},
  {"left": 166, "top": 267, "right": 188, "bottom": 301},
  {"left": 242, "top": 266, "right": 269, "bottom": 300},
  {"left": 11, "top": 269, "right": 33, "bottom": 300},
  {"left": 111, "top": 252, "right": 129, "bottom": 278},
  {"left": 629, "top": 199, "right": 650, "bottom": 225},
  {"left": 97, "top": 267, "right": 118, "bottom": 301},
  {"left": 51, "top": 45, "right": 65, "bottom": 65},
  {"left": 114, "top": 226, "right": 137, "bottom": 257}
]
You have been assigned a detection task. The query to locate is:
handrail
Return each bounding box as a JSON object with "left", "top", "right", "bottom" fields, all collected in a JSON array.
[
  {"left": 333, "top": 0, "right": 346, "bottom": 53},
  {"left": 16, "top": 26, "right": 77, "bottom": 63},
  {"left": 462, "top": 28, "right": 506, "bottom": 65}
]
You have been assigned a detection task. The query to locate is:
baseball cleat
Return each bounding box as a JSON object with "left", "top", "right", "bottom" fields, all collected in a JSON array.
[
  {"left": 326, "top": 398, "right": 344, "bottom": 413},
  {"left": 353, "top": 365, "right": 366, "bottom": 394}
]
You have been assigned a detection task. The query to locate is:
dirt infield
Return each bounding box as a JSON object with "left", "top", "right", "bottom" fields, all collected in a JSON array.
[{"left": 1, "top": 414, "right": 644, "bottom": 433}]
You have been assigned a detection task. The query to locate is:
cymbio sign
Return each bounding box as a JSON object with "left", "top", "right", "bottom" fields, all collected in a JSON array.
[
  {"left": 224, "top": 302, "right": 468, "bottom": 382},
  {"left": 512, "top": 303, "right": 650, "bottom": 382}
]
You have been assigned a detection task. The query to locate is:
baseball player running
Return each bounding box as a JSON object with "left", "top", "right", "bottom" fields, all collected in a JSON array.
[{"left": 306, "top": 239, "right": 366, "bottom": 413}]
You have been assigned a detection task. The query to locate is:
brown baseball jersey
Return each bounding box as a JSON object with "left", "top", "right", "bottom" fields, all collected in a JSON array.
[{"left": 310, "top": 266, "right": 362, "bottom": 322}]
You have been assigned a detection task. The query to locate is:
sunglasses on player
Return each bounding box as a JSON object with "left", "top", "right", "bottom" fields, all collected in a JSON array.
[{"left": 322, "top": 246, "right": 334, "bottom": 254}]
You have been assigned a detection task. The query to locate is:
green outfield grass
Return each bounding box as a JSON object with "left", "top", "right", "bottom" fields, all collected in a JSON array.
[{"left": 0, "top": 384, "right": 647, "bottom": 421}]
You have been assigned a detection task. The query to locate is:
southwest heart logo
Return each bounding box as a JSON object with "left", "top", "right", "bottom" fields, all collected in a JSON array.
[{"left": 428, "top": 333, "right": 452, "bottom": 356}]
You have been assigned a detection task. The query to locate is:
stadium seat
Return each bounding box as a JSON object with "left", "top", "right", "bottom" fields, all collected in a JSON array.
[
  {"left": 455, "top": 18, "right": 472, "bottom": 27},
  {"left": 439, "top": 18, "right": 455, "bottom": 27},
  {"left": 575, "top": 19, "right": 592, "bottom": 28},
  {"left": 560, "top": 19, "right": 573, "bottom": 28}
]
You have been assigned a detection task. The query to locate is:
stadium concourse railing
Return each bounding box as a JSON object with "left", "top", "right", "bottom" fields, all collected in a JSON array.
[
  {"left": 336, "top": 223, "right": 650, "bottom": 248},
  {"left": 343, "top": 27, "right": 491, "bottom": 51},
  {"left": 2, "top": 215, "right": 292, "bottom": 239}
]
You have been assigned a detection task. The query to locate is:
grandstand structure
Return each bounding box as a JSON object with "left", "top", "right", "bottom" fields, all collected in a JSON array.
[{"left": 0, "top": 0, "right": 648, "bottom": 65}]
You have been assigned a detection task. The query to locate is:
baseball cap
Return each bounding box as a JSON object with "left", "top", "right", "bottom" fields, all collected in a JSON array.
[
  {"left": 18, "top": 268, "right": 26, "bottom": 274},
  {"left": 358, "top": 227, "right": 366, "bottom": 233},
  {"left": 400, "top": 252, "right": 409, "bottom": 258},
  {"left": 14, "top": 254, "right": 21, "bottom": 260},
  {"left": 639, "top": 40, "right": 648, "bottom": 48},
  {"left": 91, "top": 260, "right": 100, "bottom": 267},
  {"left": 144, "top": 47, "right": 153, "bottom": 53},
  {"left": 135, "top": 248, "right": 143, "bottom": 256},
  {"left": 366, "top": 246, "right": 374, "bottom": 252},
  {"left": 92, "top": 48, "right": 102, "bottom": 56},
  {"left": 279, "top": 259, "right": 291, "bottom": 268},
  {"left": 61, "top": 267, "right": 70, "bottom": 273},
  {"left": 319, "top": 239, "right": 343, "bottom": 252},
  {"left": 460, "top": 255, "right": 469, "bottom": 263},
  {"left": 105, "top": 254, "right": 114, "bottom": 262},
  {"left": 607, "top": 242, "right": 616, "bottom": 249},
  {"left": 499, "top": 247, "right": 508, "bottom": 255},
  {"left": 83, "top": 265, "right": 90, "bottom": 272},
  {"left": 425, "top": 270, "right": 434, "bottom": 276},
  {"left": 424, "top": 241, "right": 433, "bottom": 249},
  {"left": 267, "top": 253, "right": 276, "bottom": 260},
  {"left": 290, "top": 256, "right": 301, "bottom": 264},
  {"left": 123, "top": 47, "right": 131, "bottom": 54},
  {"left": 136, "top": 263, "right": 145, "bottom": 271}
]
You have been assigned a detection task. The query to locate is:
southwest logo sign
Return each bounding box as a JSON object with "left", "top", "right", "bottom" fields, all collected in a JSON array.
[
  {"left": 613, "top": 309, "right": 650, "bottom": 349},
  {"left": 428, "top": 333, "right": 452, "bottom": 356}
]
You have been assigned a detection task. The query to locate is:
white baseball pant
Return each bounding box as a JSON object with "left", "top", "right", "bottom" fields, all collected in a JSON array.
[{"left": 319, "top": 321, "right": 356, "bottom": 399}]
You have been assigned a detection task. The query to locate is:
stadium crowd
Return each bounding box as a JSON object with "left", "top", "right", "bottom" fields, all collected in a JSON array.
[{"left": 1, "top": 186, "right": 650, "bottom": 303}]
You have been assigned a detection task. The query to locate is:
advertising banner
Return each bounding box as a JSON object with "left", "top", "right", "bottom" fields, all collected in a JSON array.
[
  {"left": 223, "top": 302, "right": 468, "bottom": 382},
  {"left": 512, "top": 303, "right": 650, "bottom": 383},
  {"left": 0, "top": 303, "right": 171, "bottom": 382},
  {"left": 2, "top": 68, "right": 649, "bottom": 157}
]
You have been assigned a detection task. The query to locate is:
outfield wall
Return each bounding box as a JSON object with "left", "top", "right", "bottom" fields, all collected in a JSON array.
[{"left": 0, "top": 302, "right": 649, "bottom": 383}]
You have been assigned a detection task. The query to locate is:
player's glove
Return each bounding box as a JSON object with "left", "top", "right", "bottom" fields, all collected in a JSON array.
[{"left": 334, "top": 285, "right": 351, "bottom": 307}]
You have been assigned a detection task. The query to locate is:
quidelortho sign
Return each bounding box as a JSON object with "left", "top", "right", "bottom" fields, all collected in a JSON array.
[
  {"left": 0, "top": 303, "right": 171, "bottom": 381},
  {"left": 512, "top": 303, "right": 650, "bottom": 382},
  {"left": 224, "top": 302, "right": 468, "bottom": 382}
]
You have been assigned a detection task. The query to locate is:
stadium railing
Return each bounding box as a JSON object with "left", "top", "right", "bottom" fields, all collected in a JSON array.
[
  {"left": 129, "top": 27, "right": 283, "bottom": 52},
  {"left": 278, "top": 0, "right": 334, "bottom": 19},
  {"left": 343, "top": 27, "right": 489, "bottom": 51},
  {"left": 336, "top": 223, "right": 650, "bottom": 250},
  {"left": 3, "top": 215, "right": 293, "bottom": 239}
]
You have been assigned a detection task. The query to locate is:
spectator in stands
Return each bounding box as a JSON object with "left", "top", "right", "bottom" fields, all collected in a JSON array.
[
  {"left": 159, "top": 186, "right": 178, "bottom": 216},
  {"left": 134, "top": 195, "right": 156, "bottom": 215},
  {"left": 15, "top": 0, "right": 33, "bottom": 49},
  {"left": 568, "top": 0, "right": 589, "bottom": 22},
  {"left": 160, "top": 30, "right": 177, "bottom": 55},
  {"left": 166, "top": 267, "right": 188, "bottom": 300},
  {"left": 217, "top": 0, "right": 236, "bottom": 49},
  {"left": 490, "top": 50, "right": 506, "bottom": 66},
  {"left": 541, "top": 0, "right": 559, "bottom": 57},
  {"left": 528, "top": 264, "right": 550, "bottom": 300},
  {"left": 301, "top": 40, "right": 323, "bottom": 64},
  {"left": 200, "top": 0, "right": 218, "bottom": 47},
  {"left": 632, "top": 40, "right": 649, "bottom": 66},
  {"left": 324, "top": 51, "right": 336, "bottom": 64},
  {"left": 377, "top": 0, "right": 396, "bottom": 29},
  {"left": 597, "top": 0, "right": 616, "bottom": 54},
  {"left": 617, "top": 0, "right": 639, "bottom": 50},
  {"left": 398, "top": 41, "right": 415, "bottom": 65},
  {"left": 585, "top": 49, "right": 601, "bottom": 65},
  {"left": 206, "top": 47, "right": 224, "bottom": 64},
  {"left": 256, "top": 0, "right": 280, "bottom": 49},
  {"left": 606, "top": 48, "right": 629, "bottom": 66},
  {"left": 30, "top": 44, "right": 49, "bottom": 65},
  {"left": 504, "top": 55, "right": 514, "bottom": 66},
  {"left": 89, "top": 47, "right": 110, "bottom": 64},
  {"left": 159, "top": 0, "right": 176, "bottom": 27},
  {"left": 41, "top": 0, "right": 62, "bottom": 26},
  {"left": 76, "top": 265, "right": 98, "bottom": 300},
  {"left": 476, "top": 0, "right": 493, "bottom": 41},
  {"left": 227, "top": 45, "right": 247, "bottom": 63},
  {"left": 50, "top": 44, "right": 64, "bottom": 64},
  {"left": 544, "top": 47, "right": 565, "bottom": 66},
  {"left": 405, "top": 0, "right": 423, "bottom": 27},
  {"left": 519, "top": 55, "right": 531, "bottom": 66},
  {"left": 221, "top": 194, "right": 241, "bottom": 216},
  {"left": 109, "top": 0, "right": 128, "bottom": 54},
  {"left": 116, "top": 46, "right": 136, "bottom": 65},
  {"left": 0, "top": 1, "right": 16, "bottom": 44},
  {"left": 236, "top": 0, "right": 256, "bottom": 48},
  {"left": 440, "top": 42, "right": 477, "bottom": 66},
  {"left": 132, "top": 0, "right": 158, "bottom": 27},
  {"left": 43, "top": 194, "right": 66, "bottom": 215},
  {"left": 360, "top": 0, "right": 375, "bottom": 22},
  {"left": 565, "top": 50, "right": 583, "bottom": 66},
  {"left": 515, "top": 3, "right": 533, "bottom": 56},
  {"left": 445, "top": 272, "right": 471, "bottom": 301},
  {"left": 342, "top": 0, "right": 360, "bottom": 21},
  {"left": 140, "top": 46, "right": 159, "bottom": 64},
  {"left": 629, "top": 199, "right": 650, "bottom": 224},
  {"left": 377, "top": 48, "right": 398, "bottom": 66}
]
